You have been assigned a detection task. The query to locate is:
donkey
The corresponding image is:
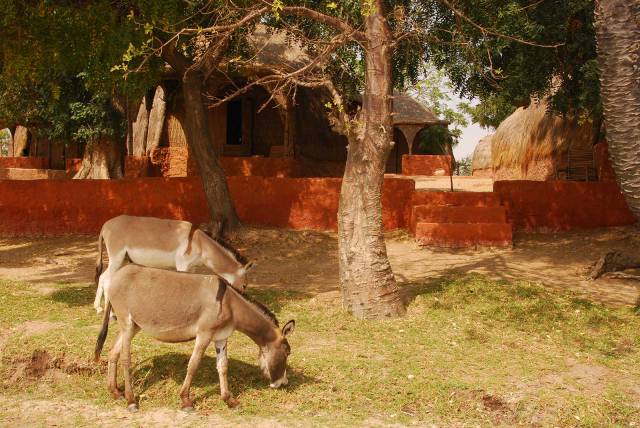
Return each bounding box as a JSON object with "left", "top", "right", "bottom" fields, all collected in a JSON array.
[
  {"left": 94, "top": 264, "right": 295, "bottom": 412},
  {"left": 93, "top": 215, "right": 254, "bottom": 314}
]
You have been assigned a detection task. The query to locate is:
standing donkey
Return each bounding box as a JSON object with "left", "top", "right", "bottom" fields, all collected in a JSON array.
[
  {"left": 94, "top": 215, "right": 254, "bottom": 314},
  {"left": 94, "top": 265, "right": 295, "bottom": 411}
]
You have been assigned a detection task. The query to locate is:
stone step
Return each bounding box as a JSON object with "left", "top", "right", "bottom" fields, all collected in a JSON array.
[
  {"left": 411, "top": 191, "right": 502, "bottom": 208},
  {"left": 414, "top": 222, "right": 513, "bottom": 248},
  {"left": 409, "top": 205, "right": 508, "bottom": 234}
]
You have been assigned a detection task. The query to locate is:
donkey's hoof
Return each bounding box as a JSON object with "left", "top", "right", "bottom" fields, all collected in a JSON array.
[
  {"left": 95, "top": 307, "right": 103, "bottom": 315},
  {"left": 110, "top": 389, "right": 123, "bottom": 399},
  {"left": 225, "top": 397, "right": 240, "bottom": 408},
  {"left": 127, "top": 403, "right": 139, "bottom": 413},
  {"left": 181, "top": 406, "right": 195, "bottom": 413}
]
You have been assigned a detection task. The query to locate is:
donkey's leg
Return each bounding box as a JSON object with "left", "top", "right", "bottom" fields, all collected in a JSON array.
[
  {"left": 94, "top": 250, "right": 125, "bottom": 314},
  {"left": 178, "top": 332, "right": 213, "bottom": 411},
  {"left": 120, "top": 320, "right": 140, "bottom": 412},
  {"left": 94, "top": 271, "right": 108, "bottom": 314},
  {"left": 107, "top": 333, "right": 123, "bottom": 399},
  {"left": 215, "top": 339, "right": 239, "bottom": 408},
  {"left": 102, "top": 252, "right": 127, "bottom": 315}
]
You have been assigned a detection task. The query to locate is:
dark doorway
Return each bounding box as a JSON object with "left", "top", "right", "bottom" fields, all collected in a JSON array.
[{"left": 226, "top": 100, "right": 243, "bottom": 146}]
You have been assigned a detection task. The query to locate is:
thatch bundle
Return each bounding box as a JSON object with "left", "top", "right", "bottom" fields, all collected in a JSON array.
[
  {"left": 492, "top": 98, "right": 593, "bottom": 173},
  {"left": 472, "top": 134, "right": 493, "bottom": 171}
]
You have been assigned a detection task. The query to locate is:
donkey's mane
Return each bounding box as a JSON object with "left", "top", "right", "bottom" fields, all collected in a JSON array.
[
  {"left": 243, "top": 295, "right": 280, "bottom": 327},
  {"left": 210, "top": 235, "right": 249, "bottom": 265},
  {"left": 222, "top": 279, "right": 279, "bottom": 327}
]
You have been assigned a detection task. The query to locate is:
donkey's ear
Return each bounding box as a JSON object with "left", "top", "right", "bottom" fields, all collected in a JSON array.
[
  {"left": 282, "top": 320, "right": 295, "bottom": 337},
  {"left": 244, "top": 261, "right": 256, "bottom": 271}
]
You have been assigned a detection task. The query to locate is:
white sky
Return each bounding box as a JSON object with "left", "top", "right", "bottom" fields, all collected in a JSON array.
[
  {"left": 444, "top": 90, "right": 494, "bottom": 161},
  {"left": 454, "top": 120, "right": 491, "bottom": 160}
]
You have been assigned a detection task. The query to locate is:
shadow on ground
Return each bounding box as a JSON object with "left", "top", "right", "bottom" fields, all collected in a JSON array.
[{"left": 134, "top": 353, "right": 318, "bottom": 400}]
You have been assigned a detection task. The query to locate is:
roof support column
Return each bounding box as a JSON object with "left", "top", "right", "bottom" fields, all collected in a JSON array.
[{"left": 395, "top": 124, "right": 424, "bottom": 155}]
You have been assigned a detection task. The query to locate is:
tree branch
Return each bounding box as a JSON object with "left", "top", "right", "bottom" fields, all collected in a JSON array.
[
  {"left": 258, "top": 1, "right": 366, "bottom": 42},
  {"left": 438, "top": 0, "right": 564, "bottom": 48}
]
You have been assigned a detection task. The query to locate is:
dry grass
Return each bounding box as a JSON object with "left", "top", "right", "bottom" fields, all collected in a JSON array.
[
  {"left": 491, "top": 98, "right": 593, "bottom": 172},
  {"left": 1, "top": 274, "right": 639, "bottom": 427}
]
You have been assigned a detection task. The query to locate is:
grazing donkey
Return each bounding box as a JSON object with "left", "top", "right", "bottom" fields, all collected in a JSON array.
[
  {"left": 93, "top": 215, "right": 254, "bottom": 314},
  {"left": 94, "top": 265, "right": 295, "bottom": 412}
]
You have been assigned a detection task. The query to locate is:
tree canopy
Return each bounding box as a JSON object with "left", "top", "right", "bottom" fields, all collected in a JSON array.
[{"left": 0, "top": 1, "right": 157, "bottom": 143}]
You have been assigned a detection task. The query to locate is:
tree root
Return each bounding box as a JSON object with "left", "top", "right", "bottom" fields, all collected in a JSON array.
[{"left": 590, "top": 251, "right": 640, "bottom": 280}]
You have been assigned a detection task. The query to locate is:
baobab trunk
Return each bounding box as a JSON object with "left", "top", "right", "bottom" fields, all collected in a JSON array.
[
  {"left": 132, "top": 95, "right": 149, "bottom": 156},
  {"left": 182, "top": 69, "right": 240, "bottom": 234},
  {"left": 594, "top": 0, "right": 640, "bottom": 221},
  {"left": 73, "top": 139, "right": 123, "bottom": 179},
  {"left": 337, "top": 2, "right": 406, "bottom": 319},
  {"left": 145, "top": 85, "right": 167, "bottom": 156}
]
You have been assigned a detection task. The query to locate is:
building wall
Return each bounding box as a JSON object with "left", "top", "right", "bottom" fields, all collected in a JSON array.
[
  {"left": 493, "top": 157, "right": 558, "bottom": 181},
  {"left": 294, "top": 88, "right": 348, "bottom": 163},
  {"left": 494, "top": 180, "right": 636, "bottom": 231},
  {"left": 402, "top": 155, "right": 453, "bottom": 176},
  {"left": 0, "top": 176, "right": 415, "bottom": 236}
]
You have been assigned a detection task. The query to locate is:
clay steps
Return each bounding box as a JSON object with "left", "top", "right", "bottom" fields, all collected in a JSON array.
[
  {"left": 408, "top": 190, "right": 513, "bottom": 248},
  {"left": 414, "top": 222, "right": 513, "bottom": 248},
  {"left": 409, "top": 205, "right": 508, "bottom": 234},
  {"left": 411, "top": 191, "right": 502, "bottom": 208}
]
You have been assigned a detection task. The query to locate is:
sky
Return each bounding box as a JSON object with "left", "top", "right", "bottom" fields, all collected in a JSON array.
[
  {"left": 454, "top": 120, "right": 490, "bottom": 160},
  {"left": 444, "top": 91, "right": 494, "bottom": 161}
]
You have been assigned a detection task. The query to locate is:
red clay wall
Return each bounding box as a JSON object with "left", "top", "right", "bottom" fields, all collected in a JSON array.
[
  {"left": 0, "top": 177, "right": 414, "bottom": 236},
  {"left": 402, "top": 155, "right": 453, "bottom": 176},
  {"left": 494, "top": 180, "right": 636, "bottom": 231},
  {"left": 0, "top": 157, "right": 47, "bottom": 169},
  {"left": 221, "top": 157, "right": 301, "bottom": 178}
]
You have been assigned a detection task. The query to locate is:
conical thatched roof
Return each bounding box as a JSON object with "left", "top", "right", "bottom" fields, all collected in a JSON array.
[
  {"left": 492, "top": 98, "right": 593, "bottom": 171},
  {"left": 392, "top": 93, "right": 449, "bottom": 126},
  {"left": 472, "top": 134, "right": 493, "bottom": 171}
]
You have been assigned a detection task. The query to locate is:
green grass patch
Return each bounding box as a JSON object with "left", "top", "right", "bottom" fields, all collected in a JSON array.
[{"left": 1, "top": 275, "right": 639, "bottom": 426}]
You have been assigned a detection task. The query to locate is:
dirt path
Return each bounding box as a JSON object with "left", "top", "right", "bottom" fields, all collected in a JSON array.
[{"left": 0, "top": 226, "right": 638, "bottom": 306}]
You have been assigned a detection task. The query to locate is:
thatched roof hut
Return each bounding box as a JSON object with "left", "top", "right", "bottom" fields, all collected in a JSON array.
[
  {"left": 471, "top": 134, "right": 493, "bottom": 177},
  {"left": 491, "top": 99, "right": 594, "bottom": 181}
]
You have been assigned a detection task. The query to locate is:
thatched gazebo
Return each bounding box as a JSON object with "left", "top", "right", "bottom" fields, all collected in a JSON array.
[
  {"left": 491, "top": 98, "right": 594, "bottom": 181},
  {"left": 392, "top": 93, "right": 449, "bottom": 155}
]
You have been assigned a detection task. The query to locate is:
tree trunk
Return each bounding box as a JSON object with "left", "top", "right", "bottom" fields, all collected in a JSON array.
[
  {"left": 145, "top": 85, "right": 167, "bottom": 156},
  {"left": 132, "top": 95, "right": 149, "bottom": 156},
  {"left": 125, "top": 97, "right": 134, "bottom": 156},
  {"left": 337, "top": 2, "right": 406, "bottom": 319},
  {"left": 594, "top": 1, "right": 640, "bottom": 221},
  {"left": 182, "top": 69, "right": 240, "bottom": 233},
  {"left": 13, "top": 125, "right": 30, "bottom": 156},
  {"left": 73, "top": 138, "right": 123, "bottom": 179}
]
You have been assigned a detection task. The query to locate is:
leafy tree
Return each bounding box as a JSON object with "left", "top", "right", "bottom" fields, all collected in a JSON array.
[
  {"left": 455, "top": 155, "right": 472, "bottom": 176},
  {"left": 429, "top": 0, "right": 600, "bottom": 126},
  {"left": 411, "top": 67, "right": 470, "bottom": 154},
  {"left": 0, "top": 1, "right": 157, "bottom": 176}
]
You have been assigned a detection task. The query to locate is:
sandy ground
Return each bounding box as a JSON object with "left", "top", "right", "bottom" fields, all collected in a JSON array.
[
  {"left": 0, "top": 226, "right": 638, "bottom": 307},
  {"left": 389, "top": 175, "right": 494, "bottom": 192},
  {"left": 1, "top": 226, "right": 639, "bottom": 427}
]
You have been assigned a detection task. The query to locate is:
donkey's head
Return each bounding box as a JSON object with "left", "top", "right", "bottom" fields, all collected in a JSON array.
[
  {"left": 259, "top": 320, "right": 295, "bottom": 388},
  {"left": 201, "top": 234, "right": 255, "bottom": 291}
]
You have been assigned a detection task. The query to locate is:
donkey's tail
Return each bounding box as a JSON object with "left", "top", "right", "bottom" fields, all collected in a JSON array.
[
  {"left": 94, "top": 301, "right": 111, "bottom": 362},
  {"left": 95, "top": 227, "right": 104, "bottom": 286}
]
